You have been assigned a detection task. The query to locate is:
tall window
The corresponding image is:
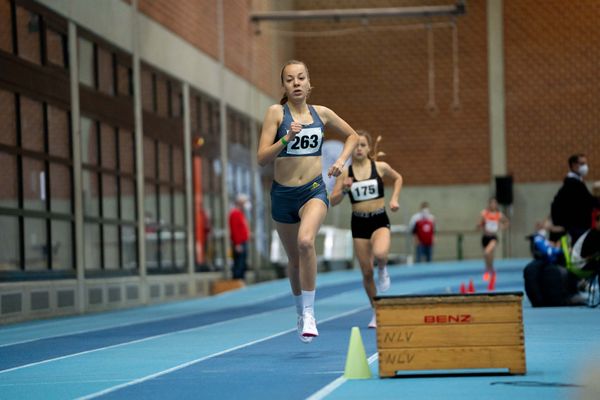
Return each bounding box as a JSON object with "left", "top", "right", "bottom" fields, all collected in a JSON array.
[
  {"left": 0, "top": 1, "right": 73, "bottom": 280},
  {"left": 191, "top": 93, "right": 221, "bottom": 271},
  {"left": 0, "top": 89, "right": 74, "bottom": 276},
  {"left": 81, "top": 117, "right": 137, "bottom": 274},
  {"left": 78, "top": 32, "right": 137, "bottom": 275},
  {"left": 141, "top": 64, "right": 186, "bottom": 273}
]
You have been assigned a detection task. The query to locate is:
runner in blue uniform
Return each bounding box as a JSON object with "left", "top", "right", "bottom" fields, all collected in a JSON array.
[{"left": 257, "top": 60, "right": 359, "bottom": 343}]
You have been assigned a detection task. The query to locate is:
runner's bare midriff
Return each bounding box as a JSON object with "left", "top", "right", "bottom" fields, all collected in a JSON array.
[
  {"left": 352, "top": 198, "right": 386, "bottom": 213},
  {"left": 274, "top": 156, "right": 322, "bottom": 186}
]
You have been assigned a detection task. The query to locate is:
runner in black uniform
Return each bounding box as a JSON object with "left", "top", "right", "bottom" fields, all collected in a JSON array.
[{"left": 330, "top": 130, "right": 403, "bottom": 328}]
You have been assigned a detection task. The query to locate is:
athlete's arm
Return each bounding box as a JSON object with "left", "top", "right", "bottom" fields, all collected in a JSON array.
[
  {"left": 314, "top": 106, "right": 358, "bottom": 177},
  {"left": 477, "top": 211, "right": 486, "bottom": 230},
  {"left": 330, "top": 169, "right": 350, "bottom": 206},
  {"left": 501, "top": 213, "right": 510, "bottom": 229},
  {"left": 257, "top": 105, "right": 301, "bottom": 166},
  {"left": 377, "top": 161, "right": 402, "bottom": 212}
]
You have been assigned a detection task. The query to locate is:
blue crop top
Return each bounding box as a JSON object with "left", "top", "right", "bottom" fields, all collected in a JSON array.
[
  {"left": 347, "top": 160, "right": 385, "bottom": 204},
  {"left": 274, "top": 103, "right": 325, "bottom": 157}
]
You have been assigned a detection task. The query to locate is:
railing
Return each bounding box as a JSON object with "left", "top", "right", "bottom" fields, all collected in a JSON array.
[
  {"left": 270, "top": 225, "right": 355, "bottom": 272},
  {"left": 422, "top": 229, "right": 486, "bottom": 261},
  {"left": 270, "top": 226, "right": 483, "bottom": 273},
  {"left": 270, "top": 225, "right": 412, "bottom": 272}
]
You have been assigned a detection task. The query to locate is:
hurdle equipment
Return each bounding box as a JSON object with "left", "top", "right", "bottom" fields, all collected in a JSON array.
[
  {"left": 374, "top": 292, "right": 526, "bottom": 378},
  {"left": 343, "top": 327, "right": 372, "bottom": 379}
]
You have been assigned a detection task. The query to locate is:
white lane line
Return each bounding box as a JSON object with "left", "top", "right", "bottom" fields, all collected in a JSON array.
[
  {"left": 0, "top": 306, "right": 287, "bottom": 375},
  {"left": 76, "top": 306, "right": 370, "bottom": 400},
  {"left": 305, "top": 353, "right": 379, "bottom": 400},
  {"left": 0, "top": 291, "right": 292, "bottom": 348}
]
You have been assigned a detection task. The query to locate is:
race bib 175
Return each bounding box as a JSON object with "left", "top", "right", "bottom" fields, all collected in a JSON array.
[{"left": 351, "top": 179, "right": 379, "bottom": 201}]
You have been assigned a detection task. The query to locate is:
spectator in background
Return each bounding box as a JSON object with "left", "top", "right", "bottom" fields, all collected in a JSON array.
[
  {"left": 551, "top": 154, "right": 600, "bottom": 243},
  {"left": 523, "top": 219, "right": 585, "bottom": 307},
  {"left": 229, "top": 194, "right": 250, "bottom": 280},
  {"left": 408, "top": 202, "right": 436, "bottom": 263}
]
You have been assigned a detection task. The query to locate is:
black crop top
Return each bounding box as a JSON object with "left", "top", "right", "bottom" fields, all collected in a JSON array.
[{"left": 348, "top": 160, "right": 385, "bottom": 204}]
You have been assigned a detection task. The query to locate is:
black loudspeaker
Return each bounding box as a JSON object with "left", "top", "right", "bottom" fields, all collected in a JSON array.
[{"left": 495, "top": 175, "right": 513, "bottom": 205}]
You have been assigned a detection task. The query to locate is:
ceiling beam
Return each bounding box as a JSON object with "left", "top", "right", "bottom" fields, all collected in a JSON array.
[{"left": 250, "top": 1, "right": 465, "bottom": 23}]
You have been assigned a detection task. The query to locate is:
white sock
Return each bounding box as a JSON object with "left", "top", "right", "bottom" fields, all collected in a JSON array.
[
  {"left": 293, "top": 294, "right": 303, "bottom": 316},
  {"left": 302, "top": 290, "right": 315, "bottom": 315}
]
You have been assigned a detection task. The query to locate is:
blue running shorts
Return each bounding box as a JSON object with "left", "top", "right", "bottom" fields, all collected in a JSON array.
[{"left": 270, "top": 175, "right": 329, "bottom": 224}]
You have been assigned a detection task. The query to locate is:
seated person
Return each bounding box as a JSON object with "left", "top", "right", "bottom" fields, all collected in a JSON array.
[
  {"left": 568, "top": 215, "right": 600, "bottom": 277},
  {"left": 523, "top": 220, "right": 584, "bottom": 307}
]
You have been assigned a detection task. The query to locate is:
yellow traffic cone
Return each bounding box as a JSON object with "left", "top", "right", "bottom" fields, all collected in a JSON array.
[{"left": 343, "top": 326, "right": 372, "bottom": 379}]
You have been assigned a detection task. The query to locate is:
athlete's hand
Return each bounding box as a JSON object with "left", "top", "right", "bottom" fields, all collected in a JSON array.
[
  {"left": 289, "top": 121, "right": 302, "bottom": 141},
  {"left": 342, "top": 177, "right": 353, "bottom": 192},
  {"left": 328, "top": 159, "right": 345, "bottom": 178},
  {"left": 389, "top": 200, "right": 399, "bottom": 212}
]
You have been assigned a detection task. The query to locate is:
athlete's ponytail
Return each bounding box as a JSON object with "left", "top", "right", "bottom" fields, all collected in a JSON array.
[
  {"left": 356, "top": 130, "right": 385, "bottom": 161},
  {"left": 372, "top": 135, "right": 385, "bottom": 161}
]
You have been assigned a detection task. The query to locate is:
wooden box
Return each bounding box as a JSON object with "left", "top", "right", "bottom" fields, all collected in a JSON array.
[
  {"left": 374, "top": 292, "right": 526, "bottom": 378},
  {"left": 210, "top": 279, "right": 245, "bottom": 295}
]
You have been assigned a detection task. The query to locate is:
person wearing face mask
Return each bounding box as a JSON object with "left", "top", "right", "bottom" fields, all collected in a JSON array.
[
  {"left": 257, "top": 60, "right": 359, "bottom": 343},
  {"left": 229, "top": 194, "right": 251, "bottom": 280},
  {"left": 551, "top": 154, "right": 600, "bottom": 243},
  {"left": 408, "top": 202, "right": 436, "bottom": 263},
  {"left": 330, "top": 130, "right": 403, "bottom": 329}
]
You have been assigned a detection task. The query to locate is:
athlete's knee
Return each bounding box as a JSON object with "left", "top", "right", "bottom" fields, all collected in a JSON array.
[
  {"left": 297, "top": 235, "right": 315, "bottom": 253},
  {"left": 373, "top": 252, "right": 388, "bottom": 265}
]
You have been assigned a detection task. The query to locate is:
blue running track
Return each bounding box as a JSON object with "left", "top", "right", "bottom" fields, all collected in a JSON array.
[{"left": 1, "top": 259, "right": 599, "bottom": 399}]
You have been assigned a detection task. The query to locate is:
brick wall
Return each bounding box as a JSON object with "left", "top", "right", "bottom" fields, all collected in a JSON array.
[
  {"left": 292, "top": 0, "right": 490, "bottom": 185},
  {"left": 135, "top": 0, "right": 289, "bottom": 99},
  {"left": 294, "top": 0, "right": 600, "bottom": 185},
  {"left": 504, "top": 0, "right": 600, "bottom": 183},
  {"left": 134, "top": 0, "right": 600, "bottom": 185}
]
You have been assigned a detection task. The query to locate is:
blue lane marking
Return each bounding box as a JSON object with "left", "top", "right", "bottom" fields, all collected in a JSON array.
[
  {"left": 0, "top": 264, "right": 525, "bottom": 372},
  {"left": 0, "top": 281, "right": 350, "bottom": 371},
  {"left": 98, "top": 308, "right": 380, "bottom": 400},
  {"left": 1, "top": 290, "right": 377, "bottom": 399}
]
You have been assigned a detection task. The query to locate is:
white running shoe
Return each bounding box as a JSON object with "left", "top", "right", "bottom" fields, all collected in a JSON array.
[
  {"left": 378, "top": 268, "right": 391, "bottom": 292},
  {"left": 301, "top": 312, "right": 319, "bottom": 338},
  {"left": 297, "top": 315, "right": 313, "bottom": 343},
  {"left": 368, "top": 314, "right": 377, "bottom": 329}
]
